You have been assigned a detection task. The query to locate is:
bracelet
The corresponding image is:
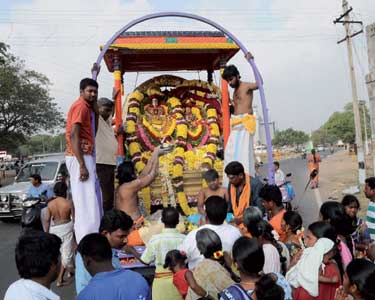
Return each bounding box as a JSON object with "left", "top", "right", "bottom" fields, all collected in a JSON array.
[{"left": 204, "top": 290, "right": 209, "bottom": 297}]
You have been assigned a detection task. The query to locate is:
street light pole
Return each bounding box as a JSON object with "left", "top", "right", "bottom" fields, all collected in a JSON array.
[{"left": 360, "top": 101, "right": 370, "bottom": 155}]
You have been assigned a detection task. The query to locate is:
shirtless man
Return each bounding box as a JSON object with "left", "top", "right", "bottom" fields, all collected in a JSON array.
[
  {"left": 45, "top": 181, "right": 75, "bottom": 287},
  {"left": 221, "top": 52, "right": 263, "bottom": 188},
  {"left": 198, "top": 169, "right": 228, "bottom": 215}
]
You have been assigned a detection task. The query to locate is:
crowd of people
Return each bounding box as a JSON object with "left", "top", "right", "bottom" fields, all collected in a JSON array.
[
  {"left": 4, "top": 171, "right": 375, "bottom": 300},
  {"left": 3, "top": 63, "right": 375, "bottom": 300}
]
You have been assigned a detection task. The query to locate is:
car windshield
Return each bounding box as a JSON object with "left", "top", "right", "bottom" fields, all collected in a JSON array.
[{"left": 16, "top": 162, "right": 58, "bottom": 182}]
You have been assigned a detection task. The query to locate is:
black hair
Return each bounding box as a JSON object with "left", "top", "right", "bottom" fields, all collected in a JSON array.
[
  {"left": 53, "top": 181, "right": 67, "bottom": 198},
  {"left": 341, "top": 194, "right": 360, "bottom": 210},
  {"left": 308, "top": 221, "right": 344, "bottom": 278},
  {"left": 161, "top": 207, "right": 179, "bottom": 228},
  {"left": 77, "top": 233, "right": 112, "bottom": 262},
  {"left": 16, "top": 230, "right": 61, "bottom": 279},
  {"left": 243, "top": 207, "right": 263, "bottom": 232},
  {"left": 283, "top": 211, "right": 302, "bottom": 234},
  {"left": 320, "top": 201, "right": 356, "bottom": 257},
  {"left": 311, "top": 149, "right": 317, "bottom": 163},
  {"left": 202, "top": 169, "right": 219, "bottom": 182},
  {"left": 30, "top": 173, "right": 42, "bottom": 184},
  {"left": 363, "top": 271, "right": 375, "bottom": 300},
  {"left": 205, "top": 196, "right": 228, "bottom": 225},
  {"left": 248, "top": 220, "right": 286, "bottom": 274},
  {"left": 365, "top": 177, "right": 375, "bottom": 189},
  {"left": 233, "top": 237, "right": 264, "bottom": 275},
  {"left": 346, "top": 259, "right": 375, "bottom": 299},
  {"left": 99, "top": 209, "right": 134, "bottom": 233},
  {"left": 196, "top": 228, "right": 239, "bottom": 282},
  {"left": 255, "top": 274, "right": 285, "bottom": 300},
  {"left": 273, "top": 161, "right": 280, "bottom": 168},
  {"left": 222, "top": 65, "right": 240, "bottom": 81},
  {"left": 163, "top": 249, "right": 187, "bottom": 269},
  {"left": 117, "top": 161, "right": 136, "bottom": 185},
  {"left": 259, "top": 184, "right": 283, "bottom": 207},
  {"left": 80, "top": 78, "right": 98, "bottom": 90},
  {"left": 224, "top": 161, "right": 244, "bottom": 176},
  {"left": 98, "top": 97, "right": 114, "bottom": 108}
]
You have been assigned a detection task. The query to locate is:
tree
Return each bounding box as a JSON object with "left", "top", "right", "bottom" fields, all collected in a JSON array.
[
  {"left": 0, "top": 44, "right": 64, "bottom": 153},
  {"left": 272, "top": 128, "right": 309, "bottom": 147},
  {"left": 312, "top": 102, "right": 371, "bottom": 145}
]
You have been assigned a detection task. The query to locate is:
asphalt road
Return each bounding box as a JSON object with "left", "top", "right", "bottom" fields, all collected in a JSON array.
[{"left": 0, "top": 151, "right": 330, "bottom": 299}]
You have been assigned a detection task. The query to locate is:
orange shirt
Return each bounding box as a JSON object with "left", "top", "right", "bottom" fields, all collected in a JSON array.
[
  {"left": 65, "top": 97, "right": 94, "bottom": 156},
  {"left": 269, "top": 209, "right": 286, "bottom": 242}
]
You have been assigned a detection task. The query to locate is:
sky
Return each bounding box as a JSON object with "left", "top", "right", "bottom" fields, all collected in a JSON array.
[{"left": 1, "top": 0, "right": 375, "bottom": 132}]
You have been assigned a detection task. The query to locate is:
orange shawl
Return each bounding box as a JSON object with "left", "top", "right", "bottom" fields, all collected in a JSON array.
[{"left": 230, "top": 174, "right": 251, "bottom": 218}]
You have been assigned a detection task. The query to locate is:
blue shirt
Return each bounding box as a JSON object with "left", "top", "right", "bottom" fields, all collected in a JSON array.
[
  {"left": 75, "top": 249, "right": 121, "bottom": 294},
  {"left": 77, "top": 269, "right": 150, "bottom": 300},
  {"left": 27, "top": 183, "right": 54, "bottom": 199}
]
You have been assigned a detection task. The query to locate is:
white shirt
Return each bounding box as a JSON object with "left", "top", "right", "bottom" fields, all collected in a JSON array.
[
  {"left": 262, "top": 244, "right": 281, "bottom": 274},
  {"left": 274, "top": 169, "right": 286, "bottom": 186},
  {"left": 95, "top": 116, "right": 117, "bottom": 165},
  {"left": 179, "top": 223, "right": 242, "bottom": 270},
  {"left": 4, "top": 279, "right": 60, "bottom": 300}
]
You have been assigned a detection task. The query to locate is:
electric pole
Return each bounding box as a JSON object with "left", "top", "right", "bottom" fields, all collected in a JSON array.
[
  {"left": 334, "top": 0, "right": 366, "bottom": 184},
  {"left": 365, "top": 23, "right": 375, "bottom": 176}
]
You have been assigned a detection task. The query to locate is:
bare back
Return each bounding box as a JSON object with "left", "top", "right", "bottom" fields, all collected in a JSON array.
[
  {"left": 115, "top": 182, "right": 141, "bottom": 220},
  {"left": 233, "top": 81, "right": 257, "bottom": 115},
  {"left": 47, "top": 197, "right": 73, "bottom": 224}
]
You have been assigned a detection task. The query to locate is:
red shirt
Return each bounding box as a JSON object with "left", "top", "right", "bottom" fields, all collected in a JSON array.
[
  {"left": 65, "top": 97, "right": 94, "bottom": 156},
  {"left": 173, "top": 269, "right": 189, "bottom": 298}
]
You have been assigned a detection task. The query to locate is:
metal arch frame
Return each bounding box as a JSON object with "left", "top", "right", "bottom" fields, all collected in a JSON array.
[{"left": 92, "top": 11, "right": 275, "bottom": 182}]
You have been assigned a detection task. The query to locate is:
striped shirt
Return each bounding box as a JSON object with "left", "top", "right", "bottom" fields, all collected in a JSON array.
[
  {"left": 141, "top": 228, "right": 185, "bottom": 266},
  {"left": 366, "top": 201, "right": 375, "bottom": 242}
]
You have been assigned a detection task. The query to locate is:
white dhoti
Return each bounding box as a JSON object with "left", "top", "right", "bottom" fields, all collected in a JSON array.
[
  {"left": 50, "top": 220, "right": 74, "bottom": 269},
  {"left": 66, "top": 155, "right": 101, "bottom": 243},
  {"left": 223, "top": 113, "right": 256, "bottom": 188}
]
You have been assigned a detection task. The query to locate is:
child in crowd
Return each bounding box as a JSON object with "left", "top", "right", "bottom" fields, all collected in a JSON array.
[
  {"left": 219, "top": 237, "right": 292, "bottom": 300},
  {"left": 187, "top": 228, "right": 236, "bottom": 300},
  {"left": 318, "top": 245, "right": 341, "bottom": 300},
  {"left": 320, "top": 201, "right": 355, "bottom": 268},
  {"left": 286, "top": 238, "right": 334, "bottom": 300},
  {"left": 164, "top": 250, "right": 209, "bottom": 300},
  {"left": 247, "top": 220, "right": 286, "bottom": 274},
  {"left": 281, "top": 211, "right": 304, "bottom": 258},
  {"left": 139, "top": 207, "right": 186, "bottom": 300},
  {"left": 341, "top": 195, "right": 371, "bottom": 254},
  {"left": 335, "top": 259, "right": 375, "bottom": 300},
  {"left": 255, "top": 274, "right": 285, "bottom": 300}
]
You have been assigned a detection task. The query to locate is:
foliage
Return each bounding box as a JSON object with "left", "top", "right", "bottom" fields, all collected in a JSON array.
[
  {"left": 312, "top": 103, "right": 370, "bottom": 145},
  {"left": 17, "top": 134, "right": 66, "bottom": 157},
  {"left": 0, "top": 44, "right": 64, "bottom": 153},
  {"left": 272, "top": 128, "right": 309, "bottom": 147}
]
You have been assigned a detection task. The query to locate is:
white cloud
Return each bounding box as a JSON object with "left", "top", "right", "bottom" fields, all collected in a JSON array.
[{"left": 1, "top": 0, "right": 375, "bottom": 132}]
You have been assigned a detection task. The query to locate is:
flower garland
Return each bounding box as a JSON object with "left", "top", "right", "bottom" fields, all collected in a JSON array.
[
  {"left": 167, "top": 97, "right": 195, "bottom": 216},
  {"left": 203, "top": 108, "right": 220, "bottom": 167}
]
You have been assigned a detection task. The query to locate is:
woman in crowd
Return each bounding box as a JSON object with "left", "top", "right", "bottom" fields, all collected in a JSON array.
[
  {"left": 341, "top": 195, "right": 371, "bottom": 254},
  {"left": 281, "top": 211, "right": 304, "bottom": 258},
  {"left": 335, "top": 259, "right": 375, "bottom": 300},
  {"left": 186, "top": 228, "right": 236, "bottom": 300}
]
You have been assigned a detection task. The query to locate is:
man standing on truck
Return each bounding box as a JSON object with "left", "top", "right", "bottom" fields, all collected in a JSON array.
[
  {"left": 221, "top": 52, "right": 262, "bottom": 188},
  {"left": 65, "top": 78, "right": 101, "bottom": 243}
]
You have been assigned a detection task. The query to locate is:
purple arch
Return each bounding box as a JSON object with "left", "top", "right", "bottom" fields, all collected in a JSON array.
[{"left": 92, "top": 12, "right": 274, "bottom": 182}]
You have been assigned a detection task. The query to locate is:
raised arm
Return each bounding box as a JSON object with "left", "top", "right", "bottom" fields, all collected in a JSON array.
[{"left": 197, "top": 189, "right": 206, "bottom": 215}]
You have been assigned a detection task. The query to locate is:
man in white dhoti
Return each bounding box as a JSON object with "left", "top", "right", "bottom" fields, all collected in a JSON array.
[
  {"left": 45, "top": 181, "right": 74, "bottom": 287},
  {"left": 65, "top": 78, "right": 101, "bottom": 243},
  {"left": 222, "top": 53, "right": 262, "bottom": 188}
]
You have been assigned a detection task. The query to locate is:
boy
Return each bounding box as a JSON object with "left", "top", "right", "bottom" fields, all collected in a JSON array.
[
  {"left": 197, "top": 169, "right": 228, "bottom": 215},
  {"left": 45, "top": 181, "right": 75, "bottom": 287}
]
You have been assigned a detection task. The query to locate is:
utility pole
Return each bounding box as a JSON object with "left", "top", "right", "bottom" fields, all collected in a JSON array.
[
  {"left": 365, "top": 23, "right": 375, "bottom": 176},
  {"left": 334, "top": 0, "right": 366, "bottom": 184},
  {"left": 359, "top": 100, "right": 369, "bottom": 155}
]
